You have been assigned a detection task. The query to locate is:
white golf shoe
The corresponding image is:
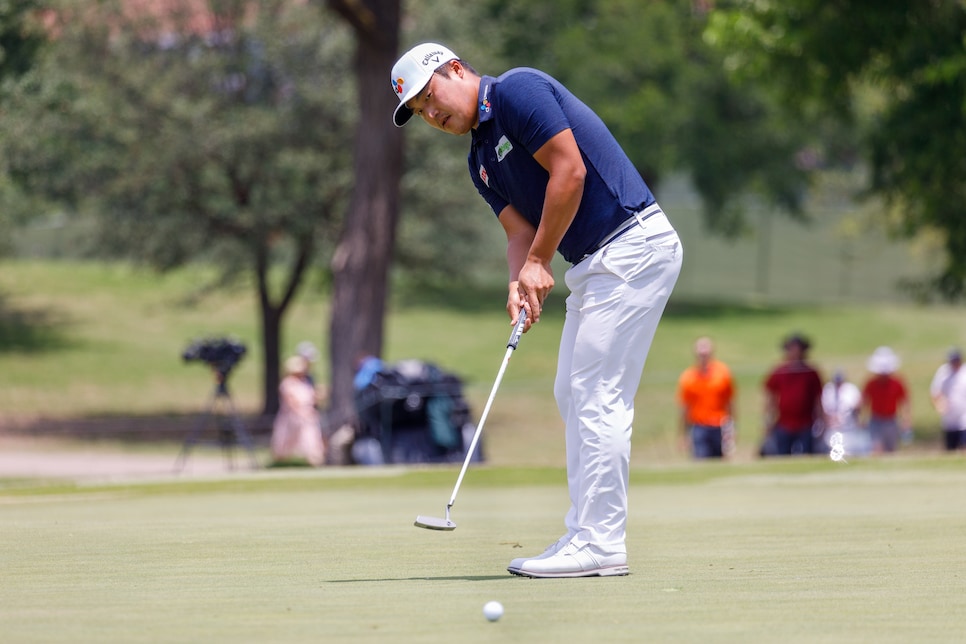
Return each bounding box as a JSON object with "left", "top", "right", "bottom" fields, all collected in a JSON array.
[
  {"left": 507, "top": 534, "right": 574, "bottom": 571},
  {"left": 507, "top": 541, "right": 629, "bottom": 578}
]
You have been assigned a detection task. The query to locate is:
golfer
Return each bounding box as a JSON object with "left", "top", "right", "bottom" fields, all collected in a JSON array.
[{"left": 391, "top": 43, "right": 682, "bottom": 578}]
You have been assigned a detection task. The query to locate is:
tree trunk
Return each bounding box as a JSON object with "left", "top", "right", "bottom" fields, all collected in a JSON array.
[
  {"left": 325, "top": 0, "right": 402, "bottom": 431},
  {"left": 256, "top": 237, "right": 314, "bottom": 416},
  {"left": 255, "top": 241, "right": 282, "bottom": 416},
  {"left": 260, "top": 297, "right": 282, "bottom": 416}
]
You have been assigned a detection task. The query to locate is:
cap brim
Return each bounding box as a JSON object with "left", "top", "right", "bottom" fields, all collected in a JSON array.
[
  {"left": 393, "top": 102, "right": 414, "bottom": 127},
  {"left": 392, "top": 70, "right": 436, "bottom": 127}
]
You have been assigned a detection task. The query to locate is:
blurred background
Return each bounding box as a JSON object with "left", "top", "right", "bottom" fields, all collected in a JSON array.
[{"left": 1, "top": 0, "right": 964, "bottom": 468}]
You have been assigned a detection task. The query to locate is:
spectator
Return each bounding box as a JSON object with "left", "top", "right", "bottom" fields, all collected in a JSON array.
[
  {"left": 822, "top": 369, "right": 869, "bottom": 456},
  {"left": 271, "top": 356, "right": 325, "bottom": 466},
  {"left": 929, "top": 348, "right": 966, "bottom": 451},
  {"left": 861, "top": 346, "right": 911, "bottom": 454},
  {"left": 296, "top": 341, "right": 320, "bottom": 388},
  {"left": 762, "top": 333, "right": 824, "bottom": 456},
  {"left": 677, "top": 337, "right": 736, "bottom": 458},
  {"left": 353, "top": 353, "right": 385, "bottom": 391}
]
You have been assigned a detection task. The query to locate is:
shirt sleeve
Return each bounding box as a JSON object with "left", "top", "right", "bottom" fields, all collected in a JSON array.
[
  {"left": 764, "top": 370, "right": 778, "bottom": 393},
  {"left": 497, "top": 71, "right": 571, "bottom": 155},
  {"left": 677, "top": 371, "right": 690, "bottom": 406},
  {"left": 929, "top": 368, "right": 944, "bottom": 397}
]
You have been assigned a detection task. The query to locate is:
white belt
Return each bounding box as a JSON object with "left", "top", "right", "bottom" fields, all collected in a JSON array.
[{"left": 580, "top": 203, "right": 675, "bottom": 262}]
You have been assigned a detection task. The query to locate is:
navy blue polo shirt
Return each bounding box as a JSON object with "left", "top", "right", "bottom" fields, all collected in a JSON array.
[{"left": 469, "top": 68, "right": 655, "bottom": 264}]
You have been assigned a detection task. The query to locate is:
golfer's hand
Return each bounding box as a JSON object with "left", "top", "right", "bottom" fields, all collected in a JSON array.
[
  {"left": 517, "top": 259, "right": 554, "bottom": 323},
  {"left": 507, "top": 282, "right": 533, "bottom": 333}
]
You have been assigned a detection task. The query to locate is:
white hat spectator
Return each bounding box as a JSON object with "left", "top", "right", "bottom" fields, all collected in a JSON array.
[
  {"left": 867, "top": 346, "right": 900, "bottom": 375},
  {"left": 296, "top": 341, "right": 319, "bottom": 363}
]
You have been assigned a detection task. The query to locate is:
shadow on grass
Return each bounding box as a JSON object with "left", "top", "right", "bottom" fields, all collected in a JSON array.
[
  {"left": 0, "top": 294, "right": 75, "bottom": 353},
  {"left": 0, "top": 410, "right": 273, "bottom": 442},
  {"left": 326, "top": 576, "right": 509, "bottom": 583}
]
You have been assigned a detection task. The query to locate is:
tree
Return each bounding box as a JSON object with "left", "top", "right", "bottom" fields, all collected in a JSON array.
[
  {"left": 1, "top": 0, "right": 354, "bottom": 413},
  {"left": 319, "top": 0, "right": 527, "bottom": 431},
  {"left": 706, "top": 0, "right": 966, "bottom": 298},
  {"left": 482, "top": 0, "right": 820, "bottom": 237},
  {"left": 322, "top": 0, "right": 402, "bottom": 430},
  {"left": 0, "top": 0, "right": 42, "bottom": 80},
  {"left": 0, "top": 0, "right": 45, "bottom": 253}
]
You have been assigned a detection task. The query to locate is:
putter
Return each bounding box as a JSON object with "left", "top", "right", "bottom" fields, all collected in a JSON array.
[{"left": 414, "top": 309, "right": 528, "bottom": 531}]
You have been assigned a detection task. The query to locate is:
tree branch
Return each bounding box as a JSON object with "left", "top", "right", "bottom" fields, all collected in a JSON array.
[{"left": 326, "top": 0, "right": 376, "bottom": 37}]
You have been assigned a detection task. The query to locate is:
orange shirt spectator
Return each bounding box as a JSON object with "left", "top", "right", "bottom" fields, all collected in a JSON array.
[
  {"left": 678, "top": 337, "right": 735, "bottom": 458},
  {"left": 679, "top": 360, "right": 734, "bottom": 426}
]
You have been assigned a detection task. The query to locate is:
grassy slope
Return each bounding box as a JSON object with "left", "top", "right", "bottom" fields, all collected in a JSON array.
[{"left": 2, "top": 260, "right": 966, "bottom": 467}]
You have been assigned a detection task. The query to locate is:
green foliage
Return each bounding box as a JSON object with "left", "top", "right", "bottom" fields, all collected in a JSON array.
[
  {"left": 0, "top": 0, "right": 45, "bottom": 251},
  {"left": 392, "top": 0, "right": 511, "bottom": 285},
  {"left": 0, "top": 1, "right": 367, "bottom": 411},
  {"left": 1, "top": 0, "right": 353, "bottom": 273},
  {"left": 482, "top": 0, "right": 816, "bottom": 237},
  {"left": 0, "top": 0, "right": 43, "bottom": 80},
  {"left": 707, "top": 0, "right": 966, "bottom": 299}
]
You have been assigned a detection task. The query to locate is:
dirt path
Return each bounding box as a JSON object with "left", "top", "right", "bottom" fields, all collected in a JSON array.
[{"left": 0, "top": 436, "right": 256, "bottom": 482}]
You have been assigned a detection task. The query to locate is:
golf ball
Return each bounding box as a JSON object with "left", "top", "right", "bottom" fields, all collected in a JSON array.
[{"left": 483, "top": 600, "right": 504, "bottom": 622}]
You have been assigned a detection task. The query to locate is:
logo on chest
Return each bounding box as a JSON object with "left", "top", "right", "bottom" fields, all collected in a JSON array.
[
  {"left": 495, "top": 135, "right": 513, "bottom": 162},
  {"left": 479, "top": 164, "right": 489, "bottom": 187}
]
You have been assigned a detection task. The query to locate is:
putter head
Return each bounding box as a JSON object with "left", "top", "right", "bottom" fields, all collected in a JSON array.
[{"left": 414, "top": 515, "right": 456, "bottom": 531}]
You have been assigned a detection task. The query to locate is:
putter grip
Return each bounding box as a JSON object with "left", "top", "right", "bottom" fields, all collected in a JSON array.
[{"left": 507, "top": 309, "right": 527, "bottom": 349}]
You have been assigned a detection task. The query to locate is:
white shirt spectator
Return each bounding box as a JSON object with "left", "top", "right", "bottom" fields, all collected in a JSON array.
[
  {"left": 822, "top": 378, "right": 861, "bottom": 432},
  {"left": 931, "top": 359, "right": 966, "bottom": 431}
]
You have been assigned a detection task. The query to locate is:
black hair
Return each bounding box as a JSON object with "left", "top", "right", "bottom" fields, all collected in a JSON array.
[{"left": 434, "top": 59, "right": 478, "bottom": 76}]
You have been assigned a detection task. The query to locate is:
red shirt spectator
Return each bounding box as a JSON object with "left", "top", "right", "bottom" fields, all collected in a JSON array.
[
  {"left": 765, "top": 362, "right": 824, "bottom": 432},
  {"left": 863, "top": 374, "right": 908, "bottom": 418},
  {"left": 861, "top": 346, "right": 912, "bottom": 453}
]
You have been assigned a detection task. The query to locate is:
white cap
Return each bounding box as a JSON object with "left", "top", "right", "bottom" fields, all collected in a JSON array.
[
  {"left": 867, "top": 346, "right": 900, "bottom": 375},
  {"left": 390, "top": 42, "right": 459, "bottom": 127},
  {"left": 296, "top": 341, "right": 319, "bottom": 363}
]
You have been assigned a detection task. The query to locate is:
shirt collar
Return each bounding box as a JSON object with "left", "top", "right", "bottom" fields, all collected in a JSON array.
[{"left": 477, "top": 76, "right": 496, "bottom": 126}]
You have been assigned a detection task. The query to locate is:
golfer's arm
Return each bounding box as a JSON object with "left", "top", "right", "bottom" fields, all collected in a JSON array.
[
  {"left": 498, "top": 205, "right": 537, "bottom": 282},
  {"left": 529, "top": 129, "right": 585, "bottom": 265}
]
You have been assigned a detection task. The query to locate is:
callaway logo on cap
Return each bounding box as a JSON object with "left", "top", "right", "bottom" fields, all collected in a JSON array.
[{"left": 390, "top": 42, "right": 459, "bottom": 127}]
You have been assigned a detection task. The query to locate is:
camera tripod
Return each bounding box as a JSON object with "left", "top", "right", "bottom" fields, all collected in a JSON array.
[{"left": 174, "top": 372, "right": 259, "bottom": 472}]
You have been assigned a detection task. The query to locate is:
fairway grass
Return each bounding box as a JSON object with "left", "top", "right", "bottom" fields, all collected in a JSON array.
[{"left": 2, "top": 458, "right": 966, "bottom": 643}]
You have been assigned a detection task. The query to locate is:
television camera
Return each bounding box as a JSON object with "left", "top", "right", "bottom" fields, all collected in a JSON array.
[
  {"left": 175, "top": 336, "right": 256, "bottom": 472},
  {"left": 182, "top": 337, "right": 247, "bottom": 378}
]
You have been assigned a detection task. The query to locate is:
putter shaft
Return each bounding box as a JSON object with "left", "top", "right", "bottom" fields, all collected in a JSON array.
[{"left": 414, "top": 310, "right": 527, "bottom": 531}]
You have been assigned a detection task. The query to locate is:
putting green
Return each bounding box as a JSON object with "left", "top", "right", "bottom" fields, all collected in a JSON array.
[{"left": 1, "top": 460, "right": 965, "bottom": 643}]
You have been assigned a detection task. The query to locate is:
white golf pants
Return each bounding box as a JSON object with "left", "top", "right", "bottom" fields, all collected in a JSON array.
[{"left": 555, "top": 206, "right": 682, "bottom": 552}]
